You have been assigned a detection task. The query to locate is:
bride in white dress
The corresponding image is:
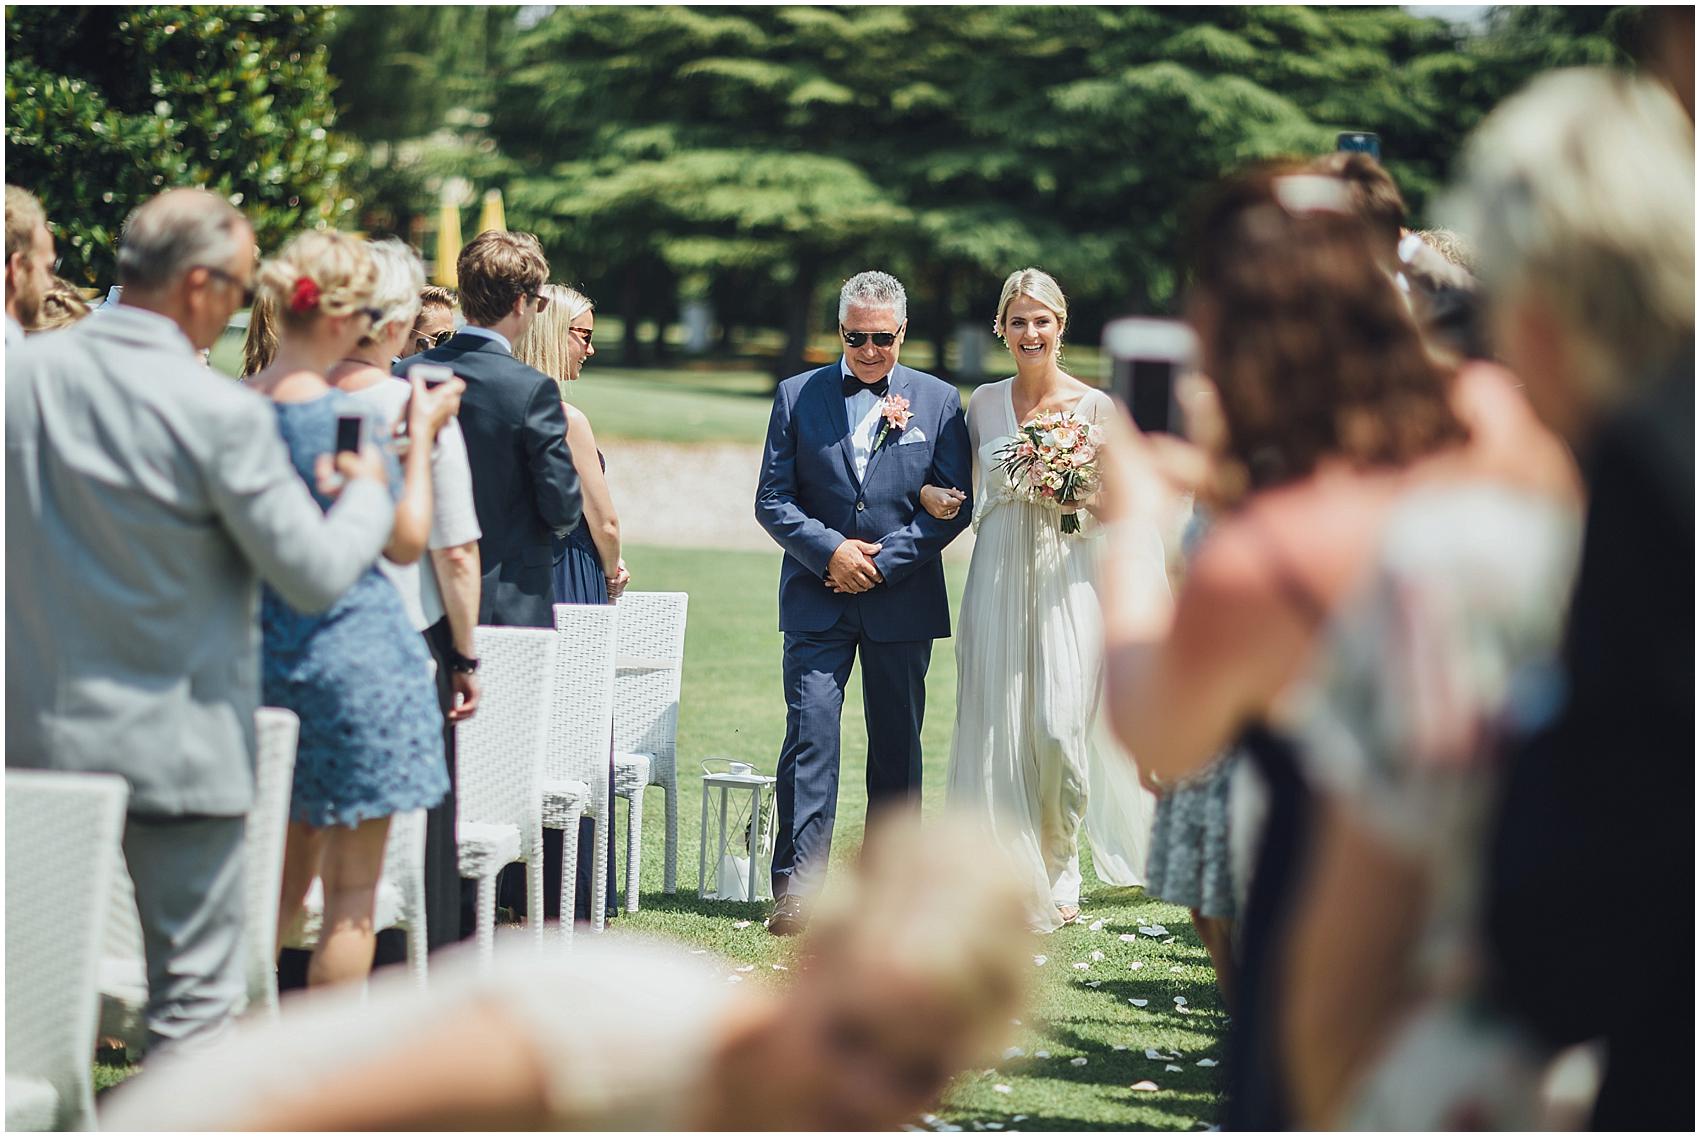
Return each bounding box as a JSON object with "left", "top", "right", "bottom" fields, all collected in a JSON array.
[{"left": 927, "top": 269, "right": 1161, "bottom": 932}]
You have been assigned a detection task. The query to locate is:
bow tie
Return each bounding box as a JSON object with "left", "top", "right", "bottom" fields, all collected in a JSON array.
[{"left": 843, "top": 374, "right": 889, "bottom": 398}]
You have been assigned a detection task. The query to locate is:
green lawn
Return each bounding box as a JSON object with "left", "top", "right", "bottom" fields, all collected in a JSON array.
[{"left": 611, "top": 544, "right": 1226, "bottom": 1131}]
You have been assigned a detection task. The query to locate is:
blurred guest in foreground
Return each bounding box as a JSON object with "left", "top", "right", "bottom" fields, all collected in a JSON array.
[
  {"left": 244, "top": 230, "right": 462, "bottom": 988},
  {"left": 27, "top": 274, "right": 91, "bottom": 333},
  {"left": 101, "top": 810, "right": 1032, "bottom": 1131},
  {"left": 1454, "top": 67, "right": 1694, "bottom": 1132},
  {"left": 1094, "top": 164, "right": 1534, "bottom": 1128},
  {"left": 6, "top": 188, "right": 395, "bottom": 1055},
  {"left": 328, "top": 238, "right": 483, "bottom": 954},
  {"left": 514, "top": 281, "right": 624, "bottom": 924},
  {"left": 5, "top": 183, "right": 55, "bottom": 348}
]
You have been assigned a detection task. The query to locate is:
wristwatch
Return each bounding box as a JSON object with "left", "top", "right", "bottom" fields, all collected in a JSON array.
[{"left": 445, "top": 647, "right": 480, "bottom": 675}]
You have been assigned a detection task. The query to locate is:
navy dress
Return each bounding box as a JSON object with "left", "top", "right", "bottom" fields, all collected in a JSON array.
[
  {"left": 499, "top": 450, "right": 621, "bottom": 922},
  {"left": 260, "top": 391, "right": 448, "bottom": 828}
]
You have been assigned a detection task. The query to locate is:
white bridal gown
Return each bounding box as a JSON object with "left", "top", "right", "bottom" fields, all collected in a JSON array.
[{"left": 945, "top": 380, "right": 1162, "bottom": 932}]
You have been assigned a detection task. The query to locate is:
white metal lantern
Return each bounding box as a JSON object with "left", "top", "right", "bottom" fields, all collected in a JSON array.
[{"left": 697, "top": 759, "right": 776, "bottom": 902}]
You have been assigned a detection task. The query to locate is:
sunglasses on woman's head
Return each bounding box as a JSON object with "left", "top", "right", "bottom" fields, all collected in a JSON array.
[{"left": 841, "top": 327, "right": 901, "bottom": 348}]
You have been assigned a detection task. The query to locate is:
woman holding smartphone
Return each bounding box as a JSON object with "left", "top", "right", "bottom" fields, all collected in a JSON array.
[{"left": 244, "top": 230, "right": 464, "bottom": 988}]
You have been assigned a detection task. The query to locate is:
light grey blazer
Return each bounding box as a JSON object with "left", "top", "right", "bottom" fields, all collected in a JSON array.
[{"left": 5, "top": 306, "right": 395, "bottom": 816}]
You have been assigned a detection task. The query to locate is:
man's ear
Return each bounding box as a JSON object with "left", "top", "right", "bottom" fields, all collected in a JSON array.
[{"left": 4, "top": 251, "right": 23, "bottom": 291}]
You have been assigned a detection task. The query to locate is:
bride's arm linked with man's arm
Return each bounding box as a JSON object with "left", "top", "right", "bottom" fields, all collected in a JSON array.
[{"left": 870, "top": 384, "right": 974, "bottom": 585}]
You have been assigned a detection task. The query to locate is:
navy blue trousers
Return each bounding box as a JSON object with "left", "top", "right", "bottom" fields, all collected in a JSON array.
[{"left": 773, "top": 603, "right": 930, "bottom": 898}]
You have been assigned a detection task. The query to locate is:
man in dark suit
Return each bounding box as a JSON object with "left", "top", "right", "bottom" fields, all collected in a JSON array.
[
  {"left": 755, "top": 270, "right": 973, "bottom": 935},
  {"left": 396, "top": 230, "right": 580, "bottom": 631}
]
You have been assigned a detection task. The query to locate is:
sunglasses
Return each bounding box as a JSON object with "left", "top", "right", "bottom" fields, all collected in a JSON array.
[
  {"left": 841, "top": 325, "right": 903, "bottom": 349},
  {"left": 414, "top": 328, "right": 456, "bottom": 353},
  {"left": 196, "top": 265, "right": 256, "bottom": 307},
  {"left": 570, "top": 326, "right": 593, "bottom": 344}
]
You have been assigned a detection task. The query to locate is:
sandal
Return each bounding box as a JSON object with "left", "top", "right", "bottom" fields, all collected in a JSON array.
[{"left": 1057, "top": 905, "right": 1081, "bottom": 926}]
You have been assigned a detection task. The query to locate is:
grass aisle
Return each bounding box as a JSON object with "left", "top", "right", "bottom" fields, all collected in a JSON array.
[{"left": 617, "top": 544, "right": 1225, "bottom": 1131}]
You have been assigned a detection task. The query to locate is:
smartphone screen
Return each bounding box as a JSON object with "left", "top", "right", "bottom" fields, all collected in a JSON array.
[
  {"left": 407, "top": 363, "right": 455, "bottom": 390},
  {"left": 335, "top": 414, "right": 365, "bottom": 456},
  {"left": 1336, "top": 131, "right": 1381, "bottom": 160},
  {"left": 1102, "top": 318, "right": 1197, "bottom": 436}
]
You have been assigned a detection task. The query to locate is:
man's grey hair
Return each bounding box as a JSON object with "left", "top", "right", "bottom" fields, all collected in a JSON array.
[
  {"left": 1441, "top": 67, "right": 1694, "bottom": 401},
  {"left": 116, "top": 188, "right": 250, "bottom": 291},
  {"left": 839, "top": 270, "right": 907, "bottom": 326},
  {"left": 359, "top": 237, "right": 427, "bottom": 347}
]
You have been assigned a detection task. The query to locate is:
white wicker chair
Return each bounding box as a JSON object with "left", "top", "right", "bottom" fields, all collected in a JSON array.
[
  {"left": 280, "top": 807, "right": 428, "bottom": 988},
  {"left": 100, "top": 706, "right": 301, "bottom": 1048},
  {"left": 6, "top": 770, "right": 128, "bottom": 1132},
  {"left": 610, "top": 591, "right": 688, "bottom": 905},
  {"left": 549, "top": 603, "right": 618, "bottom": 943},
  {"left": 456, "top": 625, "right": 556, "bottom": 966},
  {"left": 243, "top": 707, "right": 300, "bottom": 1013}
]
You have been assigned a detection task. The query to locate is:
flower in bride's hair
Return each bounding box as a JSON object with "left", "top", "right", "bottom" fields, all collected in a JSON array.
[{"left": 289, "top": 275, "right": 321, "bottom": 315}]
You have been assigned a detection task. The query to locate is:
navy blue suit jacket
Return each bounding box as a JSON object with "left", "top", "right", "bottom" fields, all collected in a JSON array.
[
  {"left": 755, "top": 362, "right": 972, "bottom": 643},
  {"left": 396, "top": 332, "right": 580, "bottom": 628}
]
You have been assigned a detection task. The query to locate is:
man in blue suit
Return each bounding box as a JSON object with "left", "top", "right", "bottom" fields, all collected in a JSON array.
[{"left": 755, "top": 270, "right": 973, "bottom": 935}]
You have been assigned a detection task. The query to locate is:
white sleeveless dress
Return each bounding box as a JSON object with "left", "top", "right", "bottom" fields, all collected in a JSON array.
[{"left": 944, "top": 380, "right": 1162, "bottom": 932}]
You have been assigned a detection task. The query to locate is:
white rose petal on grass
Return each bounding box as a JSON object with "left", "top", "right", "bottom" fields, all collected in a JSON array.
[
  {"left": 1002, "top": 1047, "right": 1026, "bottom": 1061},
  {"left": 731, "top": 920, "right": 752, "bottom": 929},
  {"left": 1119, "top": 933, "right": 1139, "bottom": 943},
  {"left": 1144, "top": 1048, "right": 1164, "bottom": 1060},
  {"left": 1137, "top": 924, "right": 1169, "bottom": 937},
  {"left": 1012, "top": 1116, "right": 1029, "bottom": 1123},
  {"left": 736, "top": 965, "right": 756, "bottom": 973},
  {"left": 1010, "top": 1018, "right": 1023, "bottom": 1027},
  {"left": 1174, "top": 996, "right": 1188, "bottom": 1006},
  {"left": 1165, "top": 1063, "right": 1184, "bottom": 1073},
  {"left": 1084, "top": 980, "right": 1102, "bottom": 988},
  {"left": 1196, "top": 1058, "right": 1219, "bottom": 1068},
  {"left": 771, "top": 964, "right": 788, "bottom": 971},
  {"left": 1089, "top": 919, "right": 1106, "bottom": 931},
  {"left": 1129, "top": 998, "right": 1149, "bottom": 1007},
  {"left": 1129, "top": 961, "right": 1145, "bottom": 971},
  {"left": 1090, "top": 950, "right": 1106, "bottom": 962},
  {"left": 993, "top": 1084, "right": 1013, "bottom": 1095},
  {"left": 1169, "top": 965, "right": 1185, "bottom": 973},
  {"left": 1113, "top": 1043, "right": 1130, "bottom": 1051},
  {"left": 1033, "top": 955, "right": 1048, "bottom": 967},
  {"left": 1070, "top": 1057, "right": 1089, "bottom": 1067},
  {"left": 1162, "top": 936, "right": 1177, "bottom": 945},
  {"left": 1131, "top": 1080, "right": 1160, "bottom": 1092},
  {"left": 1072, "top": 962, "right": 1090, "bottom": 971},
  {"left": 726, "top": 975, "right": 744, "bottom": 983},
  {"left": 1034, "top": 1050, "right": 1052, "bottom": 1059},
  {"left": 987, "top": 1124, "right": 1005, "bottom": 1131}
]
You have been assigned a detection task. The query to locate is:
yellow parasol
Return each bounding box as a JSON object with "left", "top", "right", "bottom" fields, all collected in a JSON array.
[
  {"left": 434, "top": 193, "right": 463, "bottom": 287},
  {"left": 478, "top": 188, "right": 506, "bottom": 235}
]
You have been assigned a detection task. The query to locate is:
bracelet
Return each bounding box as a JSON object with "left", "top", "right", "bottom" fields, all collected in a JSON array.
[{"left": 445, "top": 647, "right": 480, "bottom": 674}]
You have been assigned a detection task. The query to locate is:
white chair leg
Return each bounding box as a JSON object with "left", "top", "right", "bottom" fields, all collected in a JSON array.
[
  {"left": 557, "top": 814, "right": 580, "bottom": 951},
  {"left": 663, "top": 778, "right": 678, "bottom": 894},
  {"left": 590, "top": 811, "right": 609, "bottom": 932},
  {"left": 474, "top": 873, "right": 496, "bottom": 970},
  {"left": 624, "top": 786, "right": 645, "bottom": 913},
  {"left": 528, "top": 837, "right": 546, "bottom": 952}
]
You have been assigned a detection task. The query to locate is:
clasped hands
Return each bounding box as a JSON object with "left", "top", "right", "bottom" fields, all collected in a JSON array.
[{"left": 826, "top": 539, "right": 884, "bottom": 593}]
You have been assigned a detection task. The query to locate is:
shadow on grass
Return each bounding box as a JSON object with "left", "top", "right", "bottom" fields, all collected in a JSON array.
[{"left": 631, "top": 889, "right": 770, "bottom": 922}]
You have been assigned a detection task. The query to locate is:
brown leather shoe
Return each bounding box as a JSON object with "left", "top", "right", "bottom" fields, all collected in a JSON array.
[{"left": 767, "top": 894, "right": 809, "bottom": 937}]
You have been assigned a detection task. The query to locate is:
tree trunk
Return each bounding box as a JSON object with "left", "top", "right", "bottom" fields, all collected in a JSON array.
[
  {"left": 775, "top": 253, "right": 820, "bottom": 385},
  {"left": 620, "top": 263, "right": 642, "bottom": 364},
  {"left": 930, "top": 265, "right": 954, "bottom": 380}
]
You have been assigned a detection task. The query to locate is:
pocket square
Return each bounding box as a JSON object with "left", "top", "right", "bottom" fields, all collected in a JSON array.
[{"left": 899, "top": 427, "right": 928, "bottom": 445}]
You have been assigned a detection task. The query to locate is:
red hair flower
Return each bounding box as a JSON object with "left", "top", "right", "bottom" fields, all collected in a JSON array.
[{"left": 289, "top": 275, "right": 321, "bottom": 315}]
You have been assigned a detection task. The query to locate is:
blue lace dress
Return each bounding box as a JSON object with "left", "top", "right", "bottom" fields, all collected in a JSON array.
[{"left": 260, "top": 390, "right": 449, "bottom": 828}]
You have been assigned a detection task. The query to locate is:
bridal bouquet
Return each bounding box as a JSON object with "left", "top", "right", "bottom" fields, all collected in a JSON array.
[{"left": 994, "top": 411, "right": 1103, "bottom": 533}]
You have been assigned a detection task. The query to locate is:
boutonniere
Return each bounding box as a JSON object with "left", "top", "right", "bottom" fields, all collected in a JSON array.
[{"left": 874, "top": 393, "right": 912, "bottom": 449}]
